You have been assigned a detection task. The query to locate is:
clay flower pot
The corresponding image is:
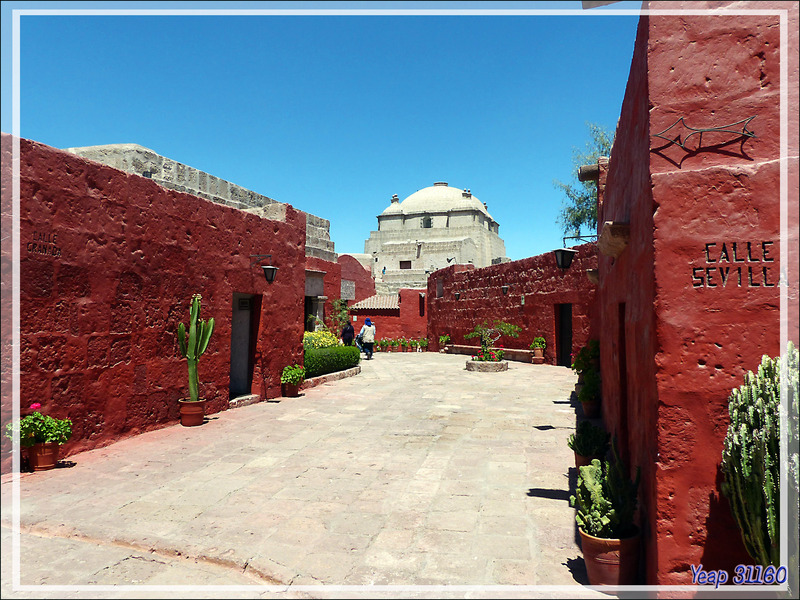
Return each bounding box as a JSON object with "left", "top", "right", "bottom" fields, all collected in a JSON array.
[
  {"left": 581, "top": 399, "right": 601, "bottom": 419},
  {"left": 579, "top": 527, "right": 640, "bottom": 586},
  {"left": 28, "top": 442, "right": 60, "bottom": 471},
  {"left": 574, "top": 451, "right": 604, "bottom": 469},
  {"left": 178, "top": 399, "right": 207, "bottom": 427},
  {"left": 281, "top": 382, "right": 301, "bottom": 398},
  {"left": 533, "top": 347, "right": 544, "bottom": 359}
]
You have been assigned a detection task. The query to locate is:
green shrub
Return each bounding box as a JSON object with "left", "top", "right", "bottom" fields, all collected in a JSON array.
[
  {"left": 304, "top": 345, "right": 361, "bottom": 378},
  {"left": 721, "top": 343, "right": 798, "bottom": 567},
  {"left": 572, "top": 339, "right": 599, "bottom": 374},
  {"left": 5, "top": 405, "right": 73, "bottom": 448},
  {"left": 578, "top": 367, "right": 602, "bottom": 403},
  {"left": 568, "top": 420, "right": 610, "bottom": 458},
  {"left": 530, "top": 336, "right": 546, "bottom": 349},
  {"left": 439, "top": 334, "right": 451, "bottom": 346},
  {"left": 303, "top": 330, "right": 340, "bottom": 350}
]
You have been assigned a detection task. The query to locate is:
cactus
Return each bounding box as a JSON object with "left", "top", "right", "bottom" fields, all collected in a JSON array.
[
  {"left": 570, "top": 438, "right": 640, "bottom": 539},
  {"left": 177, "top": 294, "right": 215, "bottom": 402},
  {"left": 721, "top": 342, "right": 797, "bottom": 567}
]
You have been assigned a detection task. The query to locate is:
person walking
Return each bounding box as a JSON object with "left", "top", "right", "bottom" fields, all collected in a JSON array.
[
  {"left": 359, "top": 318, "right": 377, "bottom": 360},
  {"left": 341, "top": 321, "right": 355, "bottom": 346}
]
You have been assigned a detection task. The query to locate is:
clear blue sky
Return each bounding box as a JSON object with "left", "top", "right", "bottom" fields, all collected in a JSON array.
[{"left": 2, "top": 1, "right": 643, "bottom": 261}]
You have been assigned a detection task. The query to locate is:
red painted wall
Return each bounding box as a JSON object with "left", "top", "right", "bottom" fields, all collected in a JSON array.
[
  {"left": 306, "top": 255, "right": 342, "bottom": 329},
  {"left": 427, "top": 245, "right": 598, "bottom": 363},
  {"left": 2, "top": 135, "right": 307, "bottom": 472},
  {"left": 598, "top": 2, "right": 797, "bottom": 583},
  {"left": 338, "top": 254, "right": 376, "bottom": 304},
  {"left": 350, "top": 288, "right": 427, "bottom": 342}
]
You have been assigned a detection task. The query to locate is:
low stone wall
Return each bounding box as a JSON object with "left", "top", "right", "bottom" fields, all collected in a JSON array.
[{"left": 301, "top": 366, "right": 362, "bottom": 390}]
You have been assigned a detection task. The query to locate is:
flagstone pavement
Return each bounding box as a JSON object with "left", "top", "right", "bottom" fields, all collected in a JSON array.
[{"left": 2, "top": 352, "right": 611, "bottom": 599}]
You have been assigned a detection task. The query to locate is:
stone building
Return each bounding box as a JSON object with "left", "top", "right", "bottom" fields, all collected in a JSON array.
[{"left": 360, "top": 182, "right": 508, "bottom": 294}]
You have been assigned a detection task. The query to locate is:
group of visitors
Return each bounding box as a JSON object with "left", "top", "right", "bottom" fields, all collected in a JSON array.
[{"left": 340, "top": 319, "right": 376, "bottom": 360}]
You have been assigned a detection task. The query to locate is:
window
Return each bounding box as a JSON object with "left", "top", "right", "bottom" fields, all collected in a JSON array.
[
  {"left": 400, "top": 261, "right": 412, "bottom": 270},
  {"left": 421, "top": 216, "right": 432, "bottom": 228},
  {"left": 436, "top": 278, "right": 443, "bottom": 298}
]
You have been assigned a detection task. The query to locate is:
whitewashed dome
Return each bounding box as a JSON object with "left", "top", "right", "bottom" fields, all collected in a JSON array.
[{"left": 381, "top": 182, "right": 493, "bottom": 220}]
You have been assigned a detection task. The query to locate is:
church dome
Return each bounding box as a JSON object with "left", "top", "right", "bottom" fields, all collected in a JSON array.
[
  {"left": 380, "top": 193, "right": 403, "bottom": 216},
  {"left": 382, "top": 182, "right": 494, "bottom": 220}
]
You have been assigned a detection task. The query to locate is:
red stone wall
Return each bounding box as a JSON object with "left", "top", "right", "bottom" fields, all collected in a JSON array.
[
  {"left": 338, "top": 254, "right": 376, "bottom": 304},
  {"left": 427, "top": 245, "right": 598, "bottom": 362},
  {"left": 306, "top": 255, "right": 342, "bottom": 329},
  {"left": 350, "top": 288, "right": 427, "bottom": 343},
  {"left": 2, "top": 135, "right": 307, "bottom": 472},
  {"left": 598, "top": 1, "right": 797, "bottom": 584}
]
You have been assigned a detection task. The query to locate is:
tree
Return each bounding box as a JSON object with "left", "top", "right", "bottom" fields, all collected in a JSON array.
[{"left": 554, "top": 122, "right": 615, "bottom": 236}]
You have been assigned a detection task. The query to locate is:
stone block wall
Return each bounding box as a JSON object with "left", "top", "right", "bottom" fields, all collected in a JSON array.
[{"left": 2, "top": 135, "right": 307, "bottom": 472}]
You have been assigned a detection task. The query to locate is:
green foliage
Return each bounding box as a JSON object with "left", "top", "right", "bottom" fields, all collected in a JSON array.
[
  {"left": 578, "top": 367, "right": 602, "bottom": 404},
  {"left": 326, "top": 298, "right": 350, "bottom": 333},
  {"left": 570, "top": 439, "right": 640, "bottom": 539},
  {"left": 303, "top": 330, "right": 340, "bottom": 350},
  {"left": 721, "top": 344, "right": 797, "bottom": 567},
  {"left": 568, "top": 420, "right": 610, "bottom": 458},
  {"left": 572, "top": 339, "right": 600, "bottom": 375},
  {"left": 472, "top": 348, "right": 505, "bottom": 362},
  {"left": 280, "top": 364, "right": 305, "bottom": 385},
  {"left": 530, "top": 336, "right": 546, "bottom": 350},
  {"left": 419, "top": 338, "right": 429, "bottom": 349},
  {"left": 464, "top": 320, "right": 521, "bottom": 354},
  {"left": 304, "top": 345, "right": 361, "bottom": 379},
  {"left": 377, "top": 338, "right": 390, "bottom": 350},
  {"left": 177, "top": 294, "right": 215, "bottom": 402},
  {"left": 5, "top": 406, "right": 72, "bottom": 448},
  {"left": 439, "top": 334, "right": 451, "bottom": 346},
  {"left": 554, "top": 122, "right": 615, "bottom": 236}
]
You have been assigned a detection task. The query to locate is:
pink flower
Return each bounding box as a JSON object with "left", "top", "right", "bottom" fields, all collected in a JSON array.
[{"left": 29, "top": 403, "right": 42, "bottom": 410}]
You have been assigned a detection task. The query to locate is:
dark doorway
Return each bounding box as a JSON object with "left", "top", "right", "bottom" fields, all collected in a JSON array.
[
  {"left": 230, "top": 293, "right": 258, "bottom": 399},
  {"left": 556, "top": 303, "right": 573, "bottom": 367}
]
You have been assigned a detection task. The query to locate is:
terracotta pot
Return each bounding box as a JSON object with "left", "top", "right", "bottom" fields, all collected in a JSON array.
[
  {"left": 28, "top": 442, "right": 59, "bottom": 471},
  {"left": 178, "top": 399, "right": 206, "bottom": 427},
  {"left": 581, "top": 399, "right": 601, "bottom": 418},
  {"left": 579, "top": 527, "right": 640, "bottom": 585},
  {"left": 574, "top": 452, "right": 604, "bottom": 469},
  {"left": 281, "top": 382, "right": 301, "bottom": 397},
  {"left": 533, "top": 347, "right": 544, "bottom": 358}
]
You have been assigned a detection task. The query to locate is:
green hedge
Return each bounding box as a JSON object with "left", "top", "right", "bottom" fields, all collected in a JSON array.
[{"left": 304, "top": 345, "right": 361, "bottom": 379}]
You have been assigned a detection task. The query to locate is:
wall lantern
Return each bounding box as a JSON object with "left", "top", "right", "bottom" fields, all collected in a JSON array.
[
  {"left": 501, "top": 285, "right": 509, "bottom": 295},
  {"left": 454, "top": 291, "right": 461, "bottom": 300},
  {"left": 553, "top": 248, "right": 578, "bottom": 270},
  {"left": 250, "top": 254, "right": 278, "bottom": 284}
]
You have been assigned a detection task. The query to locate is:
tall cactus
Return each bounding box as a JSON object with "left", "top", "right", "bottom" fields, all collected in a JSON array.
[
  {"left": 177, "top": 294, "right": 215, "bottom": 402},
  {"left": 721, "top": 343, "right": 798, "bottom": 566}
]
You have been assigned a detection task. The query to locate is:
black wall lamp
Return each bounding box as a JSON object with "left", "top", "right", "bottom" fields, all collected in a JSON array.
[
  {"left": 250, "top": 254, "right": 278, "bottom": 283},
  {"left": 454, "top": 291, "right": 461, "bottom": 300},
  {"left": 553, "top": 248, "right": 578, "bottom": 270},
  {"left": 501, "top": 285, "right": 509, "bottom": 295}
]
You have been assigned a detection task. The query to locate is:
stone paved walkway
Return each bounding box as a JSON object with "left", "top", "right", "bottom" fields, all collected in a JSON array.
[{"left": 1, "top": 352, "right": 607, "bottom": 599}]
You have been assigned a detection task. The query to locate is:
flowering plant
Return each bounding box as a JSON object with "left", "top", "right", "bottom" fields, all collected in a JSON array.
[
  {"left": 472, "top": 348, "right": 505, "bottom": 362},
  {"left": 4, "top": 404, "right": 73, "bottom": 448}
]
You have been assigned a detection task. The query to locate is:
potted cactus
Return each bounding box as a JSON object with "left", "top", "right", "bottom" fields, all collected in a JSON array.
[
  {"left": 177, "top": 294, "right": 215, "bottom": 426},
  {"left": 567, "top": 420, "right": 611, "bottom": 468},
  {"left": 570, "top": 439, "right": 641, "bottom": 585}
]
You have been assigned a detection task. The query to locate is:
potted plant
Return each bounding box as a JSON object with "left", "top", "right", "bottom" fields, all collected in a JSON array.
[
  {"left": 572, "top": 339, "right": 600, "bottom": 385},
  {"left": 389, "top": 338, "right": 400, "bottom": 352},
  {"left": 177, "top": 293, "right": 215, "bottom": 427},
  {"left": 567, "top": 420, "right": 611, "bottom": 468},
  {"left": 530, "top": 336, "right": 546, "bottom": 359},
  {"left": 570, "top": 440, "right": 641, "bottom": 586},
  {"left": 280, "top": 364, "right": 305, "bottom": 397},
  {"left": 419, "top": 338, "right": 429, "bottom": 352},
  {"left": 5, "top": 403, "right": 72, "bottom": 471},
  {"left": 399, "top": 337, "right": 409, "bottom": 352},
  {"left": 578, "top": 366, "right": 602, "bottom": 418},
  {"left": 464, "top": 320, "right": 520, "bottom": 372},
  {"left": 439, "top": 334, "right": 451, "bottom": 353}
]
